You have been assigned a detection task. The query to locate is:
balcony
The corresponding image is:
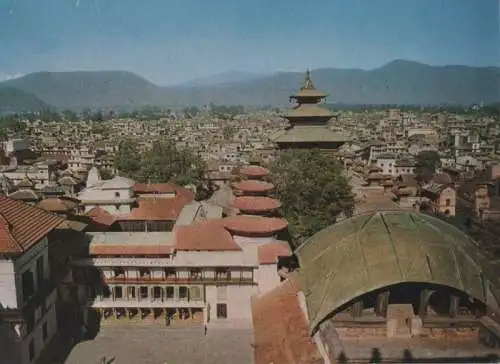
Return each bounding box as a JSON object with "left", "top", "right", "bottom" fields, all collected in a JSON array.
[
  {"left": 102, "top": 275, "right": 255, "bottom": 285},
  {"left": 87, "top": 297, "right": 206, "bottom": 309}
]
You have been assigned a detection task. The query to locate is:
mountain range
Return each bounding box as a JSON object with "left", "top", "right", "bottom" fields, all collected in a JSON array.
[{"left": 0, "top": 60, "right": 498, "bottom": 111}]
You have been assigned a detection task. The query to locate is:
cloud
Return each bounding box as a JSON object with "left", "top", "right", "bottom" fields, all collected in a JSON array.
[{"left": 0, "top": 72, "right": 25, "bottom": 82}]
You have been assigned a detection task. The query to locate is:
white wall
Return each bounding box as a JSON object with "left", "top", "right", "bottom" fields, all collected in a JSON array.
[
  {"left": 21, "top": 290, "right": 58, "bottom": 364},
  {"left": 0, "top": 260, "right": 18, "bottom": 309},
  {"left": 256, "top": 264, "right": 281, "bottom": 295},
  {"left": 205, "top": 285, "right": 256, "bottom": 323}
]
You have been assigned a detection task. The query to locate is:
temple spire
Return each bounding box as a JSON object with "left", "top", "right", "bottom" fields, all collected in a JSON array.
[{"left": 301, "top": 69, "right": 315, "bottom": 90}]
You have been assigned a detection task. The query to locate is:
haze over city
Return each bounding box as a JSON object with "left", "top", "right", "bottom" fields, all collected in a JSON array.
[{"left": 0, "top": 0, "right": 499, "bottom": 85}]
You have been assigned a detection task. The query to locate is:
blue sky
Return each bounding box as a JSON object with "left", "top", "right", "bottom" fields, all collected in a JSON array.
[{"left": 0, "top": 0, "right": 498, "bottom": 85}]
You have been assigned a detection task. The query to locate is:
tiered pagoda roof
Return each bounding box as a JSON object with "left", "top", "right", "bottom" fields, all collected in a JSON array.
[
  {"left": 222, "top": 164, "right": 286, "bottom": 236},
  {"left": 223, "top": 215, "right": 288, "bottom": 236},
  {"left": 272, "top": 69, "right": 348, "bottom": 147},
  {"left": 239, "top": 165, "right": 270, "bottom": 179},
  {"left": 233, "top": 196, "right": 281, "bottom": 213},
  {"left": 232, "top": 180, "right": 274, "bottom": 194}
]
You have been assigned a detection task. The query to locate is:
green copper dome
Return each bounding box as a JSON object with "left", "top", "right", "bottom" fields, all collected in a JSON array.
[{"left": 295, "top": 210, "right": 500, "bottom": 332}]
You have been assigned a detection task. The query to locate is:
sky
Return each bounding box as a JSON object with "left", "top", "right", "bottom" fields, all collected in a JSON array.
[{"left": 0, "top": 0, "right": 498, "bottom": 85}]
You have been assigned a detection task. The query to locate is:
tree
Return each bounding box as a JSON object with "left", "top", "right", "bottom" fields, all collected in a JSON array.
[
  {"left": 415, "top": 150, "right": 441, "bottom": 178},
  {"left": 270, "top": 149, "right": 355, "bottom": 247},
  {"left": 115, "top": 140, "right": 141, "bottom": 177},
  {"left": 99, "top": 168, "right": 114, "bottom": 180},
  {"left": 115, "top": 140, "right": 207, "bottom": 197}
]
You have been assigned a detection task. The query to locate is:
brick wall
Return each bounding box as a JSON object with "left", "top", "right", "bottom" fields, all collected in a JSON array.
[
  {"left": 336, "top": 326, "right": 387, "bottom": 338},
  {"left": 419, "top": 327, "right": 478, "bottom": 339}
]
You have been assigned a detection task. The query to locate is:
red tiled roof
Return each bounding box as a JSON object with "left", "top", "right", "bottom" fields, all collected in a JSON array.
[
  {"left": 119, "top": 196, "right": 191, "bottom": 221},
  {"left": 86, "top": 207, "right": 116, "bottom": 227},
  {"left": 233, "top": 180, "right": 274, "bottom": 193},
  {"left": 90, "top": 244, "right": 173, "bottom": 256},
  {"left": 174, "top": 219, "right": 242, "bottom": 251},
  {"left": 133, "top": 183, "right": 195, "bottom": 199},
  {"left": 239, "top": 165, "right": 270, "bottom": 178},
  {"left": 252, "top": 277, "right": 323, "bottom": 364},
  {"left": 258, "top": 241, "right": 292, "bottom": 265},
  {"left": 223, "top": 215, "right": 288, "bottom": 236},
  {"left": 233, "top": 196, "right": 281, "bottom": 212},
  {"left": 37, "top": 197, "right": 78, "bottom": 213},
  {"left": 0, "top": 196, "right": 65, "bottom": 254}
]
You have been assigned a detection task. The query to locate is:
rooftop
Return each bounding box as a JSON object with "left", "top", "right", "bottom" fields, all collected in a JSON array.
[
  {"left": 295, "top": 210, "right": 500, "bottom": 332},
  {"left": 0, "top": 196, "right": 65, "bottom": 254},
  {"left": 252, "top": 277, "right": 323, "bottom": 364},
  {"left": 233, "top": 196, "right": 281, "bottom": 212},
  {"left": 232, "top": 180, "right": 274, "bottom": 193},
  {"left": 223, "top": 215, "right": 288, "bottom": 236},
  {"left": 239, "top": 165, "right": 270, "bottom": 178},
  {"left": 174, "top": 219, "right": 242, "bottom": 251}
]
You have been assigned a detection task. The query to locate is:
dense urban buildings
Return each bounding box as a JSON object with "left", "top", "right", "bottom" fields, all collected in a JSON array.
[{"left": 0, "top": 71, "right": 499, "bottom": 363}]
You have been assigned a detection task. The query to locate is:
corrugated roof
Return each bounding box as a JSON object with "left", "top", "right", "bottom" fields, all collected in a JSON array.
[{"left": 296, "top": 210, "right": 500, "bottom": 332}]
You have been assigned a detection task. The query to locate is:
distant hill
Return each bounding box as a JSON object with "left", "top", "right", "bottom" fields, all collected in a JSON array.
[
  {"left": 1, "top": 61, "right": 498, "bottom": 109},
  {"left": 179, "top": 71, "right": 268, "bottom": 87},
  {"left": 0, "top": 87, "right": 50, "bottom": 113},
  {"left": 0, "top": 71, "right": 165, "bottom": 110}
]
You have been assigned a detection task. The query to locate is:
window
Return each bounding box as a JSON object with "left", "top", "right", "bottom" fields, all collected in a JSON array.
[
  {"left": 153, "top": 286, "right": 162, "bottom": 299},
  {"left": 139, "top": 286, "right": 148, "bottom": 299},
  {"left": 114, "top": 286, "right": 123, "bottom": 299},
  {"left": 126, "top": 286, "right": 135, "bottom": 299},
  {"left": 22, "top": 270, "right": 35, "bottom": 303},
  {"left": 28, "top": 340, "right": 35, "bottom": 361},
  {"left": 166, "top": 286, "right": 175, "bottom": 299},
  {"left": 445, "top": 198, "right": 451, "bottom": 206},
  {"left": 179, "top": 286, "right": 188, "bottom": 300},
  {"left": 42, "top": 323, "right": 48, "bottom": 342},
  {"left": 216, "top": 303, "right": 228, "bottom": 319},
  {"left": 114, "top": 191, "right": 120, "bottom": 198}
]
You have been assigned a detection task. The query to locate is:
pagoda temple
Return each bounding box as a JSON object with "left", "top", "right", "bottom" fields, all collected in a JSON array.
[{"left": 272, "top": 69, "right": 348, "bottom": 151}]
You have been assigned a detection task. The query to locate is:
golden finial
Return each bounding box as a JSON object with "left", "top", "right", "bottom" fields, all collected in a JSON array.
[{"left": 301, "top": 69, "right": 315, "bottom": 90}]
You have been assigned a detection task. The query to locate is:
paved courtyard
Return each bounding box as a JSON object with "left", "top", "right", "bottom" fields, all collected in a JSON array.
[{"left": 63, "top": 325, "right": 254, "bottom": 364}]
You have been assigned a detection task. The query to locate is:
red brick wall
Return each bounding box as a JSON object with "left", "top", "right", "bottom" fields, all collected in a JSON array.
[
  {"left": 336, "top": 327, "right": 387, "bottom": 338},
  {"left": 419, "top": 327, "right": 478, "bottom": 339}
]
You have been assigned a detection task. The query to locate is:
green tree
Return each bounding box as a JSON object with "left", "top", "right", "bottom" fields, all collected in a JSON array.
[
  {"left": 415, "top": 150, "right": 441, "bottom": 177},
  {"left": 115, "top": 140, "right": 207, "bottom": 197},
  {"left": 115, "top": 140, "right": 141, "bottom": 177},
  {"left": 99, "top": 168, "right": 114, "bottom": 180},
  {"left": 270, "top": 149, "right": 355, "bottom": 247},
  {"left": 137, "top": 141, "right": 205, "bottom": 186}
]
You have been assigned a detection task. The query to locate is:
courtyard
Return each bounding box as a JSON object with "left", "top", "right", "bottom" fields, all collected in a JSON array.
[{"left": 63, "top": 325, "right": 254, "bottom": 364}]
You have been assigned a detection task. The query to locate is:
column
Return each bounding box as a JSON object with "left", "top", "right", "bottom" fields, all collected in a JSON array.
[
  {"left": 375, "top": 291, "right": 390, "bottom": 317},
  {"left": 449, "top": 295, "right": 460, "bottom": 318},
  {"left": 419, "top": 289, "right": 432, "bottom": 319},
  {"left": 203, "top": 306, "right": 208, "bottom": 325},
  {"left": 352, "top": 300, "right": 363, "bottom": 318}
]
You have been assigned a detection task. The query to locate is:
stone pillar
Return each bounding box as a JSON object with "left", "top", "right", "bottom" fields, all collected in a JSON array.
[
  {"left": 449, "top": 295, "right": 460, "bottom": 318},
  {"left": 376, "top": 291, "right": 390, "bottom": 317},
  {"left": 419, "top": 289, "right": 432, "bottom": 319},
  {"left": 203, "top": 306, "right": 208, "bottom": 325},
  {"left": 352, "top": 300, "right": 363, "bottom": 318}
]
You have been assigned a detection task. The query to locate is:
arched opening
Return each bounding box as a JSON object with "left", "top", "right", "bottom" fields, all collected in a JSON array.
[{"left": 428, "top": 289, "right": 451, "bottom": 315}]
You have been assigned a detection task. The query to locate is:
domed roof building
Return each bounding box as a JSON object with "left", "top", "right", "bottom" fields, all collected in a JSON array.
[{"left": 252, "top": 210, "right": 500, "bottom": 363}]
